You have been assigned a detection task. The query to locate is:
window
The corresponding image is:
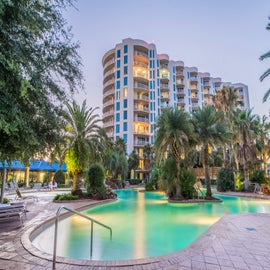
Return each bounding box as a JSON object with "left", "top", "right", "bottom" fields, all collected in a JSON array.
[
  {"left": 187, "top": 72, "right": 190, "bottom": 79},
  {"left": 124, "top": 77, "right": 128, "bottom": 86},
  {"left": 123, "top": 110, "right": 128, "bottom": 119},
  {"left": 123, "top": 122, "right": 128, "bottom": 131},
  {"left": 116, "top": 70, "right": 120, "bottom": 79},
  {"left": 116, "top": 60, "right": 120, "bottom": 68},
  {"left": 117, "top": 49, "right": 121, "bottom": 58},
  {"left": 123, "top": 87, "right": 128, "bottom": 97},
  {"left": 123, "top": 99, "right": 128, "bottom": 108},
  {"left": 124, "top": 66, "right": 128, "bottom": 75},
  {"left": 116, "top": 124, "right": 120, "bottom": 133},
  {"left": 124, "top": 55, "right": 128, "bottom": 64},
  {"left": 116, "top": 80, "right": 120, "bottom": 89},
  {"left": 124, "top": 45, "right": 128, "bottom": 54},
  {"left": 123, "top": 134, "right": 128, "bottom": 143},
  {"left": 115, "top": 91, "right": 120, "bottom": 100},
  {"left": 116, "top": 113, "right": 120, "bottom": 122},
  {"left": 116, "top": 102, "right": 120, "bottom": 111}
]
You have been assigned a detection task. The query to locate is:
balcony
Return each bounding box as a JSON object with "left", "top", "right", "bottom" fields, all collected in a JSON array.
[
  {"left": 176, "top": 80, "right": 185, "bottom": 87},
  {"left": 191, "top": 95, "right": 199, "bottom": 101},
  {"left": 191, "top": 102, "right": 199, "bottom": 108},
  {"left": 191, "top": 88, "right": 199, "bottom": 93},
  {"left": 134, "top": 117, "right": 149, "bottom": 123},
  {"left": 103, "top": 88, "right": 114, "bottom": 98},
  {"left": 161, "top": 95, "right": 169, "bottom": 101},
  {"left": 103, "top": 69, "right": 115, "bottom": 80},
  {"left": 103, "top": 57, "right": 115, "bottom": 68},
  {"left": 133, "top": 69, "right": 149, "bottom": 81},
  {"left": 103, "top": 110, "right": 114, "bottom": 119},
  {"left": 134, "top": 130, "right": 150, "bottom": 136},
  {"left": 190, "top": 77, "right": 198, "bottom": 83},
  {"left": 134, "top": 106, "right": 149, "bottom": 113},
  {"left": 134, "top": 82, "right": 149, "bottom": 91},
  {"left": 134, "top": 61, "right": 148, "bottom": 69},
  {"left": 204, "top": 90, "right": 212, "bottom": 97},
  {"left": 103, "top": 79, "right": 114, "bottom": 90},
  {"left": 176, "top": 71, "right": 184, "bottom": 78},
  {"left": 177, "top": 98, "right": 185, "bottom": 104},
  {"left": 103, "top": 99, "right": 114, "bottom": 108},
  {"left": 160, "top": 70, "right": 170, "bottom": 82},
  {"left": 177, "top": 89, "right": 185, "bottom": 96},
  {"left": 103, "top": 120, "right": 114, "bottom": 128},
  {"left": 134, "top": 140, "right": 149, "bottom": 147},
  {"left": 134, "top": 95, "right": 149, "bottom": 102}
]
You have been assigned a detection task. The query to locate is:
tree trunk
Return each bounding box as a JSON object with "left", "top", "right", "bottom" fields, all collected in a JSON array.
[
  {"left": 25, "top": 166, "right": 30, "bottom": 187},
  {"left": 0, "top": 168, "right": 7, "bottom": 203},
  {"left": 243, "top": 163, "right": 250, "bottom": 191},
  {"left": 203, "top": 145, "right": 212, "bottom": 199},
  {"left": 175, "top": 161, "right": 183, "bottom": 199}
]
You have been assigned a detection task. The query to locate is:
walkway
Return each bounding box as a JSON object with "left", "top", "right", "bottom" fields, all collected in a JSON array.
[{"left": 0, "top": 191, "right": 270, "bottom": 269}]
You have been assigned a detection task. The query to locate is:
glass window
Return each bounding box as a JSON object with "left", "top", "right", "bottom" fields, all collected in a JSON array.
[
  {"left": 116, "top": 102, "right": 120, "bottom": 111},
  {"left": 123, "top": 87, "right": 128, "bottom": 97},
  {"left": 116, "top": 80, "right": 121, "bottom": 89},
  {"left": 123, "top": 110, "right": 128, "bottom": 119},
  {"left": 124, "top": 66, "right": 128, "bottom": 75},
  {"left": 117, "top": 49, "right": 121, "bottom": 58},
  {"left": 124, "top": 45, "right": 128, "bottom": 54},
  {"left": 123, "top": 99, "right": 128, "bottom": 108},
  {"left": 187, "top": 72, "right": 190, "bottom": 79},
  {"left": 116, "top": 60, "right": 120, "bottom": 68},
  {"left": 116, "top": 70, "right": 120, "bottom": 79},
  {"left": 123, "top": 122, "right": 128, "bottom": 131},
  {"left": 116, "top": 124, "right": 120, "bottom": 133},
  {"left": 124, "top": 55, "right": 128, "bottom": 64},
  {"left": 124, "top": 77, "right": 128, "bottom": 86},
  {"left": 115, "top": 91, "right": 120, "bottom": 100},
  {"left": 123, "top": 134, "right": 128, "bottom": 143},
  {"left": 116, "top": 113, "right": 120, "bottom": 122}
]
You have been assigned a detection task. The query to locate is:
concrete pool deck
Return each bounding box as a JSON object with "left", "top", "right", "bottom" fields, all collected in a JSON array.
[{"left": 0, "top": 190, "right": 270, "bottom": 269}]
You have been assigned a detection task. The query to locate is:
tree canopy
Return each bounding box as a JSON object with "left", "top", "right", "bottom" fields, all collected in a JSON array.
[{"left": 0, "top": 0, "right": 82, "bottom": 162}]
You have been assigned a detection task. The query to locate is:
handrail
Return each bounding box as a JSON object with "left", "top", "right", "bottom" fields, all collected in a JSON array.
[{"left": 52, "top": 205, "right": 112, "bottom": 270}]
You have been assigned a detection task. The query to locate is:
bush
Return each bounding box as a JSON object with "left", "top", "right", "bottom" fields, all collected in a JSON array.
[
  {"left": 235, "top": 173, "right": 244, "bottom": 191},
  {"left": 179, "top": 168, "right": 196, "bottom": 199},
  {"left": 145, "top": 181, "right": 156, "bottom": 191},
  {"left": 53, "top": 193, "right": 79, "bottom": 201},
  {"left": 86, "top": 163, "right": 106, "bottom": 200},
  {"left": 129, "top": 179, "right": 141, "bottom": 185},
  {"left": 2, "top": 197, "right": 9, "bottom": 204},
  {"left": 53, "top": 170, "right": 65, "bottom": 185},
  {"left": 250, "top": 170, "right": 268, "bottom": 185},
  {"left": 216, "top": 167, "right": 235, "bottom": 192}
]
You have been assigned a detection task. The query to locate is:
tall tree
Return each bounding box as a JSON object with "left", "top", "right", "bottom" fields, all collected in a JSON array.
[
  {"left": 64, "top": 100, "right": 101, "bottom": 195},
  {"left": 232, "top": 109, "right": 259, "bottom": 190},
  {"left": 0, "top": 0, "right": 82, "bottom": 202},
  {"left": 154, "top": 108, "right": 193, "bottom": 199},
  {"left": 259, "top": 17, "right": 270, "bottom": 102},
  {"left": 192, "top": 106, "right": 230, "bottom": 199}
]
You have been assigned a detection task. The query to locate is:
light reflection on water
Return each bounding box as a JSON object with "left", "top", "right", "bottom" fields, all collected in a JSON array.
[{"left": 32, "top": 190, "right": 270, "bottom": 261}]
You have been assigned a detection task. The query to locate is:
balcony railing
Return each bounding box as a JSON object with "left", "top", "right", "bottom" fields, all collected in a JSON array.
[
  {"left": 103, "top": 120, "right": 114, "bottom": 128},
  {"left": 103, "top": 88, "right": 115, "bottom": 98},
  {"left": 103, "top": 100, "right": 114, "bottom": 108},
  {"left": 134, "top": 82, "right": 149, "bottom": 90},
  {"left": 135, "top": 95, "right": 149, "bottom": 101},
  {"left": 103, "top": 79, "right": 114, "bottom": 89},
  {"left": 134, "top": 106, "right": 149, "bottom": 112},
  {"left": 134, "top": 51, "right": 148, "bottom": 58},
  {"left": 103, "top": 58, "right": 115, "bottom": 70},
  {"left": 134, "top": 117, "right": 149, "bottom": 123},
  {"left": 134, "top": 140, "right": 149, "bottom": 146},
  {"left": 134, "top": 61, "right": 148, "bottom": 68},
  {"left": 160, "top": 83, "right": 169, "bottom": 89}
]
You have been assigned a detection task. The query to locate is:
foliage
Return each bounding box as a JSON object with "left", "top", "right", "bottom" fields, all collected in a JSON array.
[
  {"left": 179, "top": 168, "right": 197, "bottom": 199},
  {"left": 145, "top": 181, "right": 156, "bottom": 191},
  {"left": 129, "top": 179, "right": 141, "bottom": 185},
  {"left": 216, "top": 167, "right": 235, "bottom": 192},
  {"left": 86, "top": 163, "right": 106, "bottom": 200},
  {"left": 43, "top": 172, "right": 50, "bottom": 183},
  {"left": 235, "top": 172, "right": 244, "bottom": 191},
  {"left": 53, "top": 170, "right": 65, "bottom": 185},
  {"left": 53, "top": 193, "right": 79, "bottom": 201},
  {"left": 259, "top": 17, "right": 270, "bottom": 102},
  {"left": 192, "top": 105, "right": 230, "bottom": 198},
  {"left": 250, "top": 170, "right": 268, "bottom": 185},
  {"left": 2, "top": 197, "right": 9, "bottom": 204},
  {"left": 63, "top": 100, "right": 101, "bottom": 192},
  {"left": 0, "top": 0, "right": 82, "bottom": 162}
]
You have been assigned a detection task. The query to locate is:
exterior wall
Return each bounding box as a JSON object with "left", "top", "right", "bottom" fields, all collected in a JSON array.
[{"left": 102, "top": 38, "right": 251, "bottom": 168}]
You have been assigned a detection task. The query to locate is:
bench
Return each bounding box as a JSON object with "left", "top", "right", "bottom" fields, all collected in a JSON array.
[{"left": 0, "top": 203, "right": 26, "bottom": 225}]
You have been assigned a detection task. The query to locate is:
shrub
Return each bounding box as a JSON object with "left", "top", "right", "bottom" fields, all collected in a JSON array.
[
  {"left": 179, "top": 168, "right": 196, "bottom": 199},
  {"left": 145, "top": 181, "right": 156, "bottom": 191},
  {"left": 216, "top": 167, "right": 235, "bottom": 192},
  {"left": 86, "top": 163, "right": 106, "bottom": 200},
  {"left": 53, "top": 193, "right": 79, "bottom": 201},
  {"left": 53, "top": 170, "right": 65, "bottom": 185},
  {"left": 129, "top": 179, "right": 141, "bottom": 185},
  {"left": 235, "top": 172, "right": 244, "bottom": 191},
  {"left": 2, "top": 197, "right": 9, "bottom": 204},
  {"left": 250, "top": 170, "right": 268, "bottom": 185}
]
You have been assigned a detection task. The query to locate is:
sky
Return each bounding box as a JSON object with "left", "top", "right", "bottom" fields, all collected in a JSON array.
[{"left": 64, "top": 0, "right": 270, "bottom": 118}]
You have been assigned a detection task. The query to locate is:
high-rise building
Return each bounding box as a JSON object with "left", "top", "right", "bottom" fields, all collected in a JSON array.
[{"left": 102, "top": 38, "right": 250, "bottom": 178}]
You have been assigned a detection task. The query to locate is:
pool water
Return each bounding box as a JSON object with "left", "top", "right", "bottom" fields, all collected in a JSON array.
[{"left": 32, "top": 189, "right": 270, "bottom": 261}]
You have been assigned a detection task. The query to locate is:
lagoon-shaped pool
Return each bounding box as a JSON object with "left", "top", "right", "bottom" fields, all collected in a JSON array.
[{"left": 32, "top": 189, "right": 270, "bottom": 261}]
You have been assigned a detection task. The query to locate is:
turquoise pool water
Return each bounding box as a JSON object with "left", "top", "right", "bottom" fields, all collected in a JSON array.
[{"left": 32, "top": 189, "right": 270, "bottom": 261}]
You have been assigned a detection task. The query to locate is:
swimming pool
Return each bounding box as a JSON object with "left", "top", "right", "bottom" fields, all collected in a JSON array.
[{"left": 32, "top": 189, "right": 270, "bottom": 261}]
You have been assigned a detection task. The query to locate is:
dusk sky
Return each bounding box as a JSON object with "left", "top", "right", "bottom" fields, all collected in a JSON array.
[{"left": 65, "top": 0, "right": 270, "bottom": 118}]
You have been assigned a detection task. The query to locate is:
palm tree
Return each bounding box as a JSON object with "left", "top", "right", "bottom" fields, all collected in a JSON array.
[
  {"left": 128, "top": 151, "right": 139, "bottom": 179},
  {"left": 232, "top": 109, "right": 259, "bottom": 190},
  {"left": 154, "top": 108, "right": 194, "bottom": 199},
  {"left": 63, "top": 100, "right": 101, "bottom": 195},
  {"left": 143, "top": 143, "right": 153, "bottom": 181},
  {"left": 259, "top": 17, "right": 270, "bottom": 102},
  {"left": 213, "top": 86, "right": 243, "bottom": 167},
  {"left": 192, "top": 106, "right": 230, "bottom": 199}
]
